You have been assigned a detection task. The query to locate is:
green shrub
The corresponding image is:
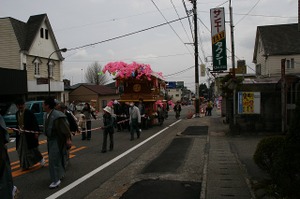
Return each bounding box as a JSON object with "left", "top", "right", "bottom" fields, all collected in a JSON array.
[
  {"left": 272, "top": 141, "right": 300, "bottom": 199},
  {"left": 253, "top": 136, "right": 286, "bottom": 173}
]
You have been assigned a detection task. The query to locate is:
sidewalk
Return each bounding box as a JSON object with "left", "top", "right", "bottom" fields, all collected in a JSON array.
[
  {"left": 205, "top": 134, "right": 255, "bottom": 199},
  {"left": 85, "top": 107, "right": 265, "bottom": 199},
  {"left": 203, "top": 109, "right": 264, "bottom": 199}
]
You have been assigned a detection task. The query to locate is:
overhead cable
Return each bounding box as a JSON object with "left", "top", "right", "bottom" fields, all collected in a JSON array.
[
  {"left": 150, "top": 0, "right": 193, "bottom": 56},
  {"left": 67, "top": 15, "right": 190, "bottom": 52},
  {"left": 170, "top": 0, "right": 193, "bottom": 44}
]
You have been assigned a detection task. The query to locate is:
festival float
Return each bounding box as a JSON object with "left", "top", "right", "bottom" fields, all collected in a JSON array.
[{"left": 102, "top": 61, "right": 167, "bottom": 125}]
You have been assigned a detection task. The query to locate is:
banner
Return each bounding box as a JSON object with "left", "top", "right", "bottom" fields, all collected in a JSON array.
[{"left": 210, "top": 7, "right": 227, "bottom": 71}]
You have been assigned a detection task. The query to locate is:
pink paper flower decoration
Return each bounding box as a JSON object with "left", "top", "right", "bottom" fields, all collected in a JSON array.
[{"left": 102, "top": 61, "right": 163, "bottom": 80}]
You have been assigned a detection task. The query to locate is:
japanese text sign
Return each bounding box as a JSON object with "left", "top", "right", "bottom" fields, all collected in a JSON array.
[{"left": 210, "top": 7, "right": 227, "bottom": 71}]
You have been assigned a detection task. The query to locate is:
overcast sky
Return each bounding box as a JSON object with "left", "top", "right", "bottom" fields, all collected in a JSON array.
[{"left": 1, "top": 0, "right": 297, "bottom": 91}]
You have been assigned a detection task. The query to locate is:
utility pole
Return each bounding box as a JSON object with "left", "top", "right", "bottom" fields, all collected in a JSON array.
[
  {"left": 190, "top": 0, "right": 200, "bottom": 117},
  {"left": 281, "top": 59, "right": 287, "bottom": 133},
  {"left": 229, "top": 0, "right": 236, "bottom": 125}
]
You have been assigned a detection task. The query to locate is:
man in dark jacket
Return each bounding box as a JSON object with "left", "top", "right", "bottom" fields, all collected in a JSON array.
[
  {"left": 101, "top": 106, "right": 115, "bottom": 153},
  {"left": 56, "top": 102, "right": 78, "bottom": 135},
  {"left": 15, "top": 98, "right": 44, "bottom": 170}
]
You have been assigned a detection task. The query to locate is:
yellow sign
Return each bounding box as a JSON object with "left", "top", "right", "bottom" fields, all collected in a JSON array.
[{"left": 212, "top": 31, "right": 225, "bottom": 44}]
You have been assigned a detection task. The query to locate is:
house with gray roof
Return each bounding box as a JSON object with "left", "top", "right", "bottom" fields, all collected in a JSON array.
[
  {"left": 0, "top": 14, "right": 66, "bottom": 101},
  {"left": 69, "top": 84, "right": 119, "bottom": 112},
  {"left": 238, "top": 23, "right": 300, "bottom": 133},
  {"left": 253, "top": 23, "right": 300, "bottom": 76}
]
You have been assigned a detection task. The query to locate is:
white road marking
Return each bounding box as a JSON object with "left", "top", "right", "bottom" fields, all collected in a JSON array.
[{"left": 46, "top": 119, "right": 182, "bottom": 199}]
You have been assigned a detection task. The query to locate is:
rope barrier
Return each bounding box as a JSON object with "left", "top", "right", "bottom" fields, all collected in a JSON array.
[{"left": 6, "top": 118, "right": 131, "bottom": 135}]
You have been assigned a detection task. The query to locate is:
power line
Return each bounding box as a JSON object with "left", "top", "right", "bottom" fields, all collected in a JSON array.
[
  {"left": 65, "top": 52, "right": 191, "bottom": 63},
  {"left": 150, "top": 0, "right": 193, "bottom": 56},
  {"left": 164, "top": 65, "right": 195, "bottom": 77},
  {"left": 67, "top": 15, "right": 190, "bottom": 52},
  {"left": 170, "top": 0, "right": 193, "bottom": 44},
  {"left": 235, "top": 0, "right": 262, "bottom": 26},
  {"left": 182, "top": 0, "right": 194, "bottom": 42}
]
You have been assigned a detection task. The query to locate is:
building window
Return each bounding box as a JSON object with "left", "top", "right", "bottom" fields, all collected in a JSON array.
[
  {"left": 102, "top": 100, "right": 107, "bottom": 108},
  {"left": 34, "top": 62, "right": 40, "bottom": 75},
  {"left": 40, "top": 28, "right": 44, "bottom": 38},
  {"left": 45, "top": 29, "right": 49, "bottom": 39},
  {"left": 33, "top": 57, "right": 42, "bottom": 75},
  {"left": 256, "top": 64, "right": 261, "bottom": 75},
  {"left": 291, "top": 58, "right": 294, "bottom": 69},
  {"left": 48, "top": 61, "right": 54, "bottom": 77},
  {"left": 287, "top": 60, "right": 290, "bottom": 69}
]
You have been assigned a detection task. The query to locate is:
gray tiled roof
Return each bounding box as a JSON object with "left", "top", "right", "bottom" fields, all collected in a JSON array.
[
  {"left": 25, "top": 14, "right": 46, "bottom": 51},
  {"left": 7, "top": 14, "right": 63, "bottom": 60},
  {"left": 258, "top": 23, "right": 300, "bottom": 55},
  {"left": 9, "top": 18, "right": 27, "bottom": 49},
  {"left": 10, "top": 14, "right": 46, "bottom": 51}
]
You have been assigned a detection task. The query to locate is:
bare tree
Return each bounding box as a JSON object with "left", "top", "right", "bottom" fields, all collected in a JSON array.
[{"left": 85, "top": 62, "right": 109, "bottom": 85}]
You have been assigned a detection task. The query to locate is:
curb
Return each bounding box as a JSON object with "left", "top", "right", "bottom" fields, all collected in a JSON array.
[{"left": 200, "top": 135, "right": 210, "bottom": 199}]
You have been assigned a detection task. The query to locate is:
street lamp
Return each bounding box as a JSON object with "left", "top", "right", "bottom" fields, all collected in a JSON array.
[{"left": 47, "top": 48, "right": 67, "bottom": 96}]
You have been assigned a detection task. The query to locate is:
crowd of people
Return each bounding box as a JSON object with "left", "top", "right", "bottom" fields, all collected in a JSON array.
[{"left": 0, "top": 97, "right": 183, "bottom": 198}]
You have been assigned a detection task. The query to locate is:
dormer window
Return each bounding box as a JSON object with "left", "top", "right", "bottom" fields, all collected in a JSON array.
[
  {"left": 40, "top": 28, "right": 44, "bottom": 38},
  {"left": 45, "top": 29, "right": 49, "bottom": 39},
  {"left": 40, "top": 28, "right": 49, "bottom": 40}
]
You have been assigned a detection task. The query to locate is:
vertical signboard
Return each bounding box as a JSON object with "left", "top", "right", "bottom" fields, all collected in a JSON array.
[
  {"left": 238, "top": 92, "right": 261, "bottom": 114},
  {"left": 210, "top": 7, "right": 227, "bottom": 71}
]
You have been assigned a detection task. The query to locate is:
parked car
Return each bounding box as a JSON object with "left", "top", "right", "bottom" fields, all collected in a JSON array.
[{"left": 3, "top": 100, "right": 45, "bottom": 135}]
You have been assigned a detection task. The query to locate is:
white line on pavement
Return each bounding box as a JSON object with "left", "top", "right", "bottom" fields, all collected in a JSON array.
[{"left": 46, "top": 119, "right": 182, "bottom": 199}]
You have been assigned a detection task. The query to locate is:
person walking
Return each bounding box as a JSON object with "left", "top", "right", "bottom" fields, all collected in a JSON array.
[
  {"left": 43, "top": 97, "right": 72, "bottom": 189},
  {"left": 56, "top": 103, "right": 78, "bottom": 135},
  {"left": 68, "top": 101, "right": 76, "bottom": 114},
  {"left": 113, "top": 100, "right": 123, "bottom": 132},
  {"left": 101, "top": 106, "right": 114, "bottom": 153},
  {"left": 15, "top": 98, "right": 45, "bottom": 171},
  {"left": 207, "top": 100, "right": 213, "bottom": 116},
  {"left": 81, "top": 103, "right": 96, "bottom": 140},
  {"left": 157, "top": 104, "right": 165, "bottom": 126},
  {"left": 137, "top": 98, "right": 146, "bottom": 129},
  {"left": 78, "top": 113, "right": 86, "bottom": 137},
  {"left": 128, "top": 102, "right": 141, "bottom": 141},
  {"left": 173, "top": 101, "right": 182, "bottom": 119},
  {"left": 0, "top": 114, "right": 19, "bottom": 199}
]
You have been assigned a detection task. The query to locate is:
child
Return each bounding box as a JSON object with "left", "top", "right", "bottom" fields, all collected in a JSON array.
[{"left": 78, "top": 113, "right": 86, "bottom": 140}]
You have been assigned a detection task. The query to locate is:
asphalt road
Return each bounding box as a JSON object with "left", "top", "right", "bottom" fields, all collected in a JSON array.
[{"left": 8, "top": 106, "right": 197, "bottom": 199}]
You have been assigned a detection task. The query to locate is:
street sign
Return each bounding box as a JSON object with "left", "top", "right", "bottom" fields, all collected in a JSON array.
[{"left": 210, "top": 7, "right": 227, "bottom": 71}]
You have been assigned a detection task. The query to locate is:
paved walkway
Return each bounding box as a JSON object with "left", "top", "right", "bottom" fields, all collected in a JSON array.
[
  {"left": 202, "top": 109, "right": 258, "bottom": 199},
  {"left": 205, "top": 135, "right": 255, "bottom": 199}
]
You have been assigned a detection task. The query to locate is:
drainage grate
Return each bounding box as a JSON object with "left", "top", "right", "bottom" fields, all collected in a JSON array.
[{"left": 182, "top": 126, "right": 208, "bottom": 135}]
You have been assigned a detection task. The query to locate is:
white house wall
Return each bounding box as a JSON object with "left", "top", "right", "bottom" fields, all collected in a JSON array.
[
  {"left": 27, "top": 20, "right": 64, "bottom": 93},
  {"left": 256, "top": 35, "right": 300, "bottom": 77},
  {"left": 29, "top": 21, "right": 57, "bottom": 59},
  {"left": 265, "top": 55, "right": 300, "bottom": 76}
]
